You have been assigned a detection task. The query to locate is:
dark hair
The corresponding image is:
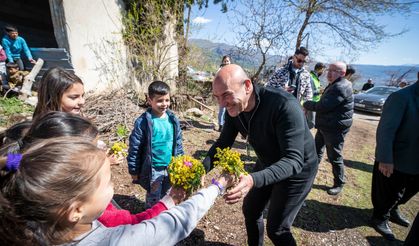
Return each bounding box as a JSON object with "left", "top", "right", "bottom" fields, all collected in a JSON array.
[
  {"left": 148, "top": 80, "right": 170, "bottom": 99},
  {"left": 33, "top": 67, "right": 84, "bottom": 121},
  {"left": 314, "top": 62, "right": 325, "bottom": 70},
  {"left": 0, "top": 137, "right": 106, "bottom": 245},
  {"left": 5, "top": 62, "right": 19, "bottom": 69},
  {"left": 0, "top": 112, "right": 98, "bottom": 156},
  {"left": 4, "top": 25, "right": 18, "bottom": 33},
  {"left": 295, "top": 46, "right": 309, "bottom": 57},
  {"left": 0, "top": 121, "right": 32, "bottom": 148},
  {"left": 345, "top": 65, "right": 356, "bottom": 76}
]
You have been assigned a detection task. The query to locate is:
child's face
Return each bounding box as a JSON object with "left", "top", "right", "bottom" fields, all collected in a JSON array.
[
  {"left": 61, "top": 83, "right": 85, "bottom": 114},
  {"left": 7, "top": 31, "right": 18, "bottom": 39},
  {"left": 7, "top": 67, "right": 18, "bottom": 75},
  {"left": 148, "top": 93, "right": 170, "bottom": 117},
  {"left": 80, "top": 158, "right": 114, "bottom": 223},
  {"left": 222, "top": 58, "right": 231, "bottom": 65}
]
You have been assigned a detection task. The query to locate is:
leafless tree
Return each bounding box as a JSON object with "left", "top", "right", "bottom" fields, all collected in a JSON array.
[
  {"left": 286, "top": 0, "right": 417, "bottom": 57},
  {"left": 230, "top": 0, "right": 296, "bottom": 81},
  {"left": 385, "top": 67, "right": 417, "bottom": 86}
]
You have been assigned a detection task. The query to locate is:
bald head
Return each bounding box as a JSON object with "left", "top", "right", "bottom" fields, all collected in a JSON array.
[
  {"left": 327, "top": 61, "right": 347, "bottom": 83},
  {"left": 212, "top": 64, "right": 255, "bottom": 116},
  {"left": 215, "top": 64, "right": 249, "bottom": 87}
]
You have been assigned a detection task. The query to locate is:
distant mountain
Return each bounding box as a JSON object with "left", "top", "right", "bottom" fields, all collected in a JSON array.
[
  {"left": 188, "top": 38, "right": 283, "bottom": 70},
  {"left": 188, "top": 39, "right": 419, "bottom": 88}
]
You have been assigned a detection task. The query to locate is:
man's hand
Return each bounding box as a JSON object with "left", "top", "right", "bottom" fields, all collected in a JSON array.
[
  {"left": 224, "top": 174, "right": 254, "bottom": 204},
  {"left": 378, "top": 162, "right": 394, "bottom": 177}
]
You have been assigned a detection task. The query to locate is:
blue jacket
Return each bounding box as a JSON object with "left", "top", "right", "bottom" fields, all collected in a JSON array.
[
  {"left": 1, "top": 35, "right": 33, "bottom": 62},
  {"left": 127, "top": 108, "right": 184, "bottom": 191},
  {"left": 375, "top": 81, "right": 419, "bottom": 174}
]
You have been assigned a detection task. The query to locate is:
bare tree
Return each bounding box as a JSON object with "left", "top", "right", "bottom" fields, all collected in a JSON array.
[
  {"left": 230, "top": 0, "right": 296, "bottom": 81},
  {"left": 385, "top": 67, "right": 417, "bottom": 86},
  {"left": 286, "top": 0, "right": 417, "bottom": 56}
]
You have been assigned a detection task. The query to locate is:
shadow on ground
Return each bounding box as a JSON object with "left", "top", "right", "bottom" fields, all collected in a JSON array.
[
  {"left": 294, "top": 199, "right": 372, "bottom": 232},
  {"left": 365, "top": 236, "right": 404, "bottom": 246},
  {"left": 113, "top": 194, "right": 145, "bottom": 214},
  {"left": 177, "top": 229, "right": 234, "bottom": 246},
  {"left": 345, "top": 159, "right": 373, "bottom": 173}
]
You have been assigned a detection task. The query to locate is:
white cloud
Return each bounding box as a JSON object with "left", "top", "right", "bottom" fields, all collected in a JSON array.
[{"left": 192, "top": 17, "right": 212, "bottom": 24}]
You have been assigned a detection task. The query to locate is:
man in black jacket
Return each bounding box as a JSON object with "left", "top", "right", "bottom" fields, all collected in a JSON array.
[
  {"left": 303, "top": 62, "right": 354, "bottom": 195},
  {"left": 204, "top": 64, "right": 318, "bottom": 246}
]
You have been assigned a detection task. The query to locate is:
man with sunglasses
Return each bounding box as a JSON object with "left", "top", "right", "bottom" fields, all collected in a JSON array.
[
  {"left": 303, "top": 61, "right": 354, "bottom": 196},
  {"left": 266, "top": 47, "right": 312, "bottom": 104}
]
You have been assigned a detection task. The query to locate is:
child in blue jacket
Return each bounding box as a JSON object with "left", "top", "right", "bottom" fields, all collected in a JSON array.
[{"left": 127, "top": 81, "right": 184, "bottom": 208}]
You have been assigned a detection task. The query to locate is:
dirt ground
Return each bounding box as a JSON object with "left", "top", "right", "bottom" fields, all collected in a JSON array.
[{"left": 107, "top": 103, "right": 418, "bottom": 246}]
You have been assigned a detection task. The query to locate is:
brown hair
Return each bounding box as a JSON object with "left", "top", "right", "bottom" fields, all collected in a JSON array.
[
  {"left": 0, "top": 137, "right": 106, "bottom": 245},
  {"left": 33, "top": 67, "right": 84, "bottom": 121}
]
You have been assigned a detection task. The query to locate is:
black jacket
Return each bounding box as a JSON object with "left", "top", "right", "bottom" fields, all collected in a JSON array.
[
  {"left": 205, "top": 85, "right": 318, "bottom": 188},
  {"left": 303, "top": 77, "right": 354, "bottom": 131}
]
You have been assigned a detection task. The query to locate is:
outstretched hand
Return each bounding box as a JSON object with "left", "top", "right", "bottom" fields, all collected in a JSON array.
[
  {"left": 224, "top": 174, "right": 254, "bottom": 204},
  {"left": 168, "top": 187, "right": 187, "bottom": 205}
]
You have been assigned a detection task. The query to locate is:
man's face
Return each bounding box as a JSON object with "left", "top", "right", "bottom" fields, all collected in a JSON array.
[
  {"left": 327, "top": 64, "right": 343, "bottom": 83},
  {"left": 8, "top": 31, "right": 18, "bottom": 39},
  {"left": 292, "top": 54, "right": 308, "bottom": 69},
  {"left": 213, "top": 78, "right": 248, "bottom": 117}
]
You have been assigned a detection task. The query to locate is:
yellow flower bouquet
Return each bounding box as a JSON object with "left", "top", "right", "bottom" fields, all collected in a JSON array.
[
  {"left": 214, "top": 147, "right": 247, "bottom": 177},
  {"left": 168, "top": 155, "right": 206, "bottom": 194},
  {"left": 110, "top": 141, "right": 128, "bottom": 157}
]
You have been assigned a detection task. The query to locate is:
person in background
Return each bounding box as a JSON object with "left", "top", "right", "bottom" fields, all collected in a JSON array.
[
  {"left": 127, "top": 81, "right": 184, "bottom": 208},
  {"left": 1, "top": 25, "right": 35, "bottom": 71},
  {"left": 344, "top": 64, "right": 356, "bottom": 82},
  {"left": 307, "top": 62, "right": 326, "bottom": 129},
  {"left": 362, "top": 78, "right": 374, "bottom": 91},
  {"left": 303, "top": 61, "right": 354, "bottom": 196},
  {"left": 217, "top": 55, "right": 231, "bottom": 132},
  {"left": 370, "top": 72, "right": 419, "bottom": 241},
  {"left": 205, "top": 64, "right": 318, "bottom": 245},
  {"left": 3, "top": 62, "right": 29, "bottom": 91},
  {"left": 266, "top": 47, "right": 312, "bottom": 104}
]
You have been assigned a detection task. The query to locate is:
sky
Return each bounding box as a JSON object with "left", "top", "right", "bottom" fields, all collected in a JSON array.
[{"left": 189, "top": 2, "right": 419, "bottom": 66}]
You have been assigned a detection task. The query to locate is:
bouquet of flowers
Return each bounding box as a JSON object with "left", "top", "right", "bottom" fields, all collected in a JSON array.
[
  {"left": 109, "top": 141, "right": 128, "bottom": 157},
  {"left": 213, "top": 147, "right": 247, "bottom": 177},
  {"left": 168, "top": 155, "right": 206, "bottom": 194}
]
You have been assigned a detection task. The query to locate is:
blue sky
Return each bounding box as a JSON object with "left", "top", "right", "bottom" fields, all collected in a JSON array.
[{"left": 189, "top": 3, "right": 419, "bottom": 66}]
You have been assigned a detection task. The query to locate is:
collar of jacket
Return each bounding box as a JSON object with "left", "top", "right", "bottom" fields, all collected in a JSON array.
[{"left": 145, "top": 108, "right": 176, "bottom": 120}]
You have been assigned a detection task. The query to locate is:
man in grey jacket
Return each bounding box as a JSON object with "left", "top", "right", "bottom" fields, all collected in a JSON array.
[
  {"left": 303, "top": 61, "right": 354, "bottom": 195},
  {"left": 370, "top": 72, "right": 419, "bottom": 241}
]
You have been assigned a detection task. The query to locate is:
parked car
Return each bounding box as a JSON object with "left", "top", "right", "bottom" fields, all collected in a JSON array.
[
  {"left": 353, "top": 86, "right": 399, "bottom": 115},
  {"left": 186, "top": 66, "right": 213, "bottom": 82}
]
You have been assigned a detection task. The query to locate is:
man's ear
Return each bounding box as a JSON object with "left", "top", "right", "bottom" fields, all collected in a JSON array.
[
  {"left": 244, "top": 79, "right": 253, "bottom": 94},
  {"left": 67, "top": 201, "right": 84, "bottom": 224}
]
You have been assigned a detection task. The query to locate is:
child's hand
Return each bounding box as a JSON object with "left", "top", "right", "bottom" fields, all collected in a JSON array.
[
  {"left": 168, "top": 187, "right": 187, "bottom": 205},
  {"left": 217, "top": 172, "right": 234, "bottom": 189},
  {"left": 29, "top": 59, "right": 36, "bottom": 64},
  {"left": 131, "top": 175, "right": 139, "bottom": 183},
  {"left": 108, "top": 153, "right": 124, "bottom": 165}
]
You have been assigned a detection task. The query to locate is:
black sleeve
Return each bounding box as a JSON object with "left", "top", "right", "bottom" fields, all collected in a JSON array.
[{"left": 250, "top": 99, "right": 306, "bottom": 187}]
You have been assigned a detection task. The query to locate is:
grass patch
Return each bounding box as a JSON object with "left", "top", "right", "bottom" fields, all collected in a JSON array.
[{"left": 0, "top": 97, "right": 34, "bottom": 127}]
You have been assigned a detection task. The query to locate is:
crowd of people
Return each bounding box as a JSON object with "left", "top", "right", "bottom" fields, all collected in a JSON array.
[{"left": 0, "top": 25, "right": 417, "bottom": 246}]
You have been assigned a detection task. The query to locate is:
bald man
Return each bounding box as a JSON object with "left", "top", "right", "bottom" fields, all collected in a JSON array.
[
  {"left": 303, "top": 62, "right": 354, "bottom": 195},
  {"left": 204, "top": 64, "right": 318, "bottom": 246}
]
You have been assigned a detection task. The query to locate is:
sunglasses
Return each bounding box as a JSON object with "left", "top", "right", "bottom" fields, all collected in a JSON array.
[{"left": 294, "top": 57, "right": 307, "bottom": 64}]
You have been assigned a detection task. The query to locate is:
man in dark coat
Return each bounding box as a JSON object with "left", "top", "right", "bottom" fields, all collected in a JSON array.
[
  {"left": 362, "top": 78, "right": 374, "bottom": 91},
  {"left": 303, "top": 61, "right": 354, "bottom": 195},
  {"left": 370, "top": 72, "right": 419, "bottom": 241},
  {"left": 205, "top": 64, "right": 318, "bottom": 246}
]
